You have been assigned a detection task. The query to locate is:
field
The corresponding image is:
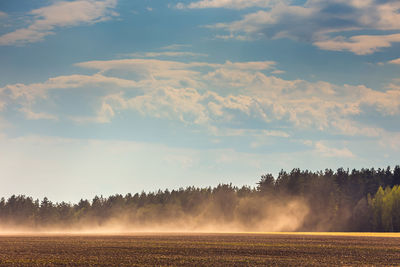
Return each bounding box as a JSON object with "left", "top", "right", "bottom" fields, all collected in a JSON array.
[{"left": 0, "top": 233, "right": 400, "bottom": 266}]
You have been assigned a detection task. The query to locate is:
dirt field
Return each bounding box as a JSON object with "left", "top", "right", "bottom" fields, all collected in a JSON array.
[{"left": 0, "top": 233, "right": 399, "bottom": 266}]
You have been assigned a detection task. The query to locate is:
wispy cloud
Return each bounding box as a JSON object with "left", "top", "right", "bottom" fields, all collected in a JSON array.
[
  {"left": 389, "top": 58, "right": 400, "bottom": 64},
  {"left": 0, "top": 0, "right": 118, "bottom": 46},
  {"left": 73, "top": 57, "right": 400, "bottom": 137},
  {"left": 271, "top": 70, "right": 285, "bottom": 74},
  {"left": 2, "top": 56, "right": 399, "bottom": 141},
  {"left": 315, "top": 142, "right": 354, "bottom": 158},
  {"left": 19, "top": 107, "right": 58, "bottom": 121},
  {"left": 1, "top": 73, "right": 136, "bottom": 102},
  {"left": 210, "top": 128, "right": 289, "bottom": 138},
  {"left": 205, "top": 0, "right": 400, "bottom": 54},
  {"left": 176, "top": 0, "right": 278, "bottom": 10},
  {"left": 0, "top": 73, "right": 136, "bottom": 122},
  {"left": 70, "top": 101, "right": 115, "bottom": 124},
  {"left": 76, "top": 58, "right": 276, "bottom": 71},
  {"left": 161, "top": 44, "right": 191, "bottom": 50},
  {"left": 124, "top": 51, "right": 208, "bottom": 58},
  {"left": 314, "top": 33, "right": 400, "bottom": 55}
]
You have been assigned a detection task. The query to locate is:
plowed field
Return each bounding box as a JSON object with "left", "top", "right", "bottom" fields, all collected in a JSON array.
[{"left": 0, "top": 233, "right": 399, "bottom": 266}]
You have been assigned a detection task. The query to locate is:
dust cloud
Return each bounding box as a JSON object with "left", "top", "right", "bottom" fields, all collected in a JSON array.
[{"left": 0, "top": 194, "right": 310, "bottom": 234}]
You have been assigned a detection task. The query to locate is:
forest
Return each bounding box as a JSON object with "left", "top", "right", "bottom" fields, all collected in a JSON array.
[{"left": 1, "top": 166, "right": 400, "bottom": 232}]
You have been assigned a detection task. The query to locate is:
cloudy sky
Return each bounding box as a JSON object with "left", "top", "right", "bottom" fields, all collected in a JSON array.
[{"left": 0, "top": 0, "right": 399, "bottom": 201}]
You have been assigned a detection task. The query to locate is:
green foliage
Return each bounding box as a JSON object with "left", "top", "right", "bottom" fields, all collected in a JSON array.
[{"left": 368, "top": 185, "right": 400, "bottom": 231}]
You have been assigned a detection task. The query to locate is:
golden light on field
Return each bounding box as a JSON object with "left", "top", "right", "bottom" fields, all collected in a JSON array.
[
  {"left": 1, "top": 230, "right": 400, "bottom": 238},
  {"left": 248, "top": 232, "right": 400, "bottom": 238}
]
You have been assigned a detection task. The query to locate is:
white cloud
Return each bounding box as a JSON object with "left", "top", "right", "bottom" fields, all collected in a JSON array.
[
  {"left": 222, "top": 60, "right": 275, "bottom": 70},
  {"left": 0, "top": 0, "right": 118, "bottom": 46},
  {"left": 75, "top": 58, "right": 276, "bottom": 91},
  {"left": 215, "top": 33, "right": 249, "bottom": 41},
  {"left": 208, "top": 4, "right": 316, "bottom": 40},
  {"left": 0, "top": 73, "right": 137, "bottom": 123},
  {"left": 206, "top": 0, "right": 400, "bottom": 54},
  {"left": 177, "top": 0, "right": 278, "bottom": 10},
  {"left": 2, "top": 57, "right": 400, "bottom": 140},
  {"left": 161, "top": 44, "right": 191, "bottom": 50},
  {"left": 100, "top": 87, "right": 211, "bottom": 125},
  {"left": 379, "top": 132, "right": 400, "bottom": 150},
  {"left": 0, "top": 11, "right": 7, "bottom": 18},
  {"left": 1, "top": 74, "right": 136, "bottom": 103},
  {"left": 271, "top": 70, "right": 285, "bottom": 74},
  {"left": 389, "top": 58, "right": 400, "bottom": 64},
  {"left": 125, "top": 51, "right": 208, "bottom": 58},
  {"left": 314, "top": 33, "right": 400, "bottom": 55},
  {"left": 70, "top": 101, "right": 115, "bottom": 123},
  {"left": 19, "top": 107, "right": 58, "bottom": 121},
  {"left": 75, "top": 58, "right": 400, "bottom": 138},
  {"left": 76, "top": 58, "right": 275, "bottom": 72},
  {"left": 315, "top": 142, "right": 355, "bottom": 158},
  {"left": 330, "top": 120, "right": 383, "bottom": 138},
  {"left": 210, "top": 128, "right": 289, "bottom": 138}
]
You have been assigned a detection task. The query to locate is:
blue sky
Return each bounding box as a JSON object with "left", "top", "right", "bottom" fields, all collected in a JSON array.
[{"left": 0, "top": 0, "right": 399, "bottom": 202}]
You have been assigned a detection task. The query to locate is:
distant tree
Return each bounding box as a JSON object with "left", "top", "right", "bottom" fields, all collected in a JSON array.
[
  {"left": 257, "top": 174, "right": 275, "bottom": 194},
  {"left": 38, "top": 197, "right": 58, "bottom": 226},
  {"left": 393, "top": 166, "right": 400, "bottom": 186},
  {"left": 0, "top": 165, "right": 399, "bottom": 232}
]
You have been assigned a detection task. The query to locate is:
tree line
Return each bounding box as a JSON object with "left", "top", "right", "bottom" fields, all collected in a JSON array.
[{"left": 1, "top": 166, "right": 400, "bottom": 232}]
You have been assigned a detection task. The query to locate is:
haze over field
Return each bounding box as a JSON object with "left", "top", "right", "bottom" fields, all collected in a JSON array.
[
  {"left": 0, "top": 0, "right": 399, "bottom": 203},
  {"left": 0, "top": 195, "right": 309, "bottom": 233},
  {"left": 1, "top": 167, "right": 400, "bottom": 233}
]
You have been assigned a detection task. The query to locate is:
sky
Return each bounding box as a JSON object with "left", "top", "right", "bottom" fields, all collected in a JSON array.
[{"left": 0, "top": 0, "right": 399, "bottom": 202}]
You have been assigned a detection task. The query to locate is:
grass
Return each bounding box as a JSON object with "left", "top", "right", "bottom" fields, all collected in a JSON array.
[{"left": 0, "top": 233, "right": 399, "bottom": 266}]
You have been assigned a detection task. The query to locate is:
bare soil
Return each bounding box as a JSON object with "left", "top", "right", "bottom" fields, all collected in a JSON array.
[{"left": 0, "top": 233, "right": 399, "bottom": 266}]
